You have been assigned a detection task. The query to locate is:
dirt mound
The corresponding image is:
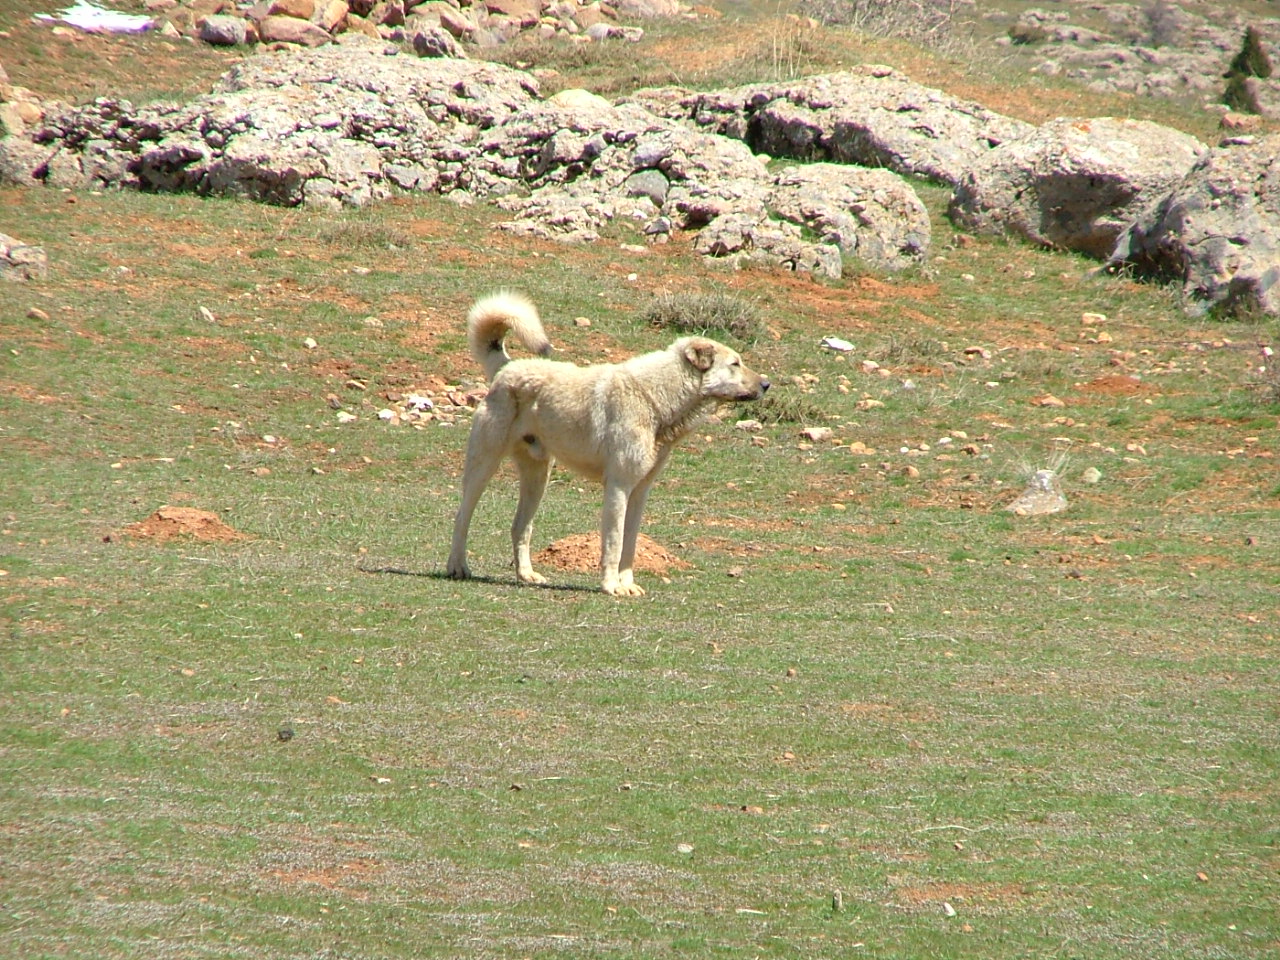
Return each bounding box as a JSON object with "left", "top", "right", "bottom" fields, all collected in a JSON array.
[
  {"left": 124, "top": 506, "right": 247, "bottom": 542},
  {"left": 534, "top": 532, "right": 692, "bottom": 575}
]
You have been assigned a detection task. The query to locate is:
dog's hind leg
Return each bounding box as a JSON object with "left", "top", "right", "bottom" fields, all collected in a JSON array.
[
  {"left": 512, "top": 452, "right": 551, "bottom": 584},
  {"left": 447, "top": 405, "right": 511, "bottom": 580}
]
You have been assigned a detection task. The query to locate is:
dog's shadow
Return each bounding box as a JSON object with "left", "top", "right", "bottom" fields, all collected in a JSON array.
[{"left": 358, "top": 563, "right": 597, "bottom": 594}]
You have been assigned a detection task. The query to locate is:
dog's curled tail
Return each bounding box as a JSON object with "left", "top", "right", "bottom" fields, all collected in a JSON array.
[{"left": 467, "top": 292, "right": 552, "bottom": 381}]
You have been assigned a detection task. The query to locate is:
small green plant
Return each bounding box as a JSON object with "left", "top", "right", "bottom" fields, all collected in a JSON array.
[{"left": 641, "top": 290, "right": 765, "bottom": 343}]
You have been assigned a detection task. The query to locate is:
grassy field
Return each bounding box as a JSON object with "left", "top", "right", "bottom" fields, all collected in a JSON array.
[{"left": 2, "top": 3, "right": 1279, "bottom": 958}]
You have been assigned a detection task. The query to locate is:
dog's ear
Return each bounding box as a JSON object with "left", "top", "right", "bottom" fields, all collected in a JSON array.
[{"left": 683, "top": 338, "right": 717, "bottom": 372}]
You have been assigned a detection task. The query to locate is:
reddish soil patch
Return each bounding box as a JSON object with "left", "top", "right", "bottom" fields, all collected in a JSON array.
[
  {"left": 534, "top": 532, "right": 691, "bottom": 575},
  {"left": 124, "top": 506, "right": 247, "bottom": 542},
  {"left": 272, "top": 859, "right": 383, "bottom": 895},
  {"left": 1074, "top": 374, "right": 1155, "bottom": 397}
]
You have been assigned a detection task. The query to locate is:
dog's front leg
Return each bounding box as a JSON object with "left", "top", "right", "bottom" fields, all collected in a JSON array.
[
  {"left": 616, "top": 449, "right": 671, "bottom": 596},
  {"left": 600, "top": 480, "right": 643, "bottom": 597}
]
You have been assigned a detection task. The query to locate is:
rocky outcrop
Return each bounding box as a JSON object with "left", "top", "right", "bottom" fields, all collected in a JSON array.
[
  {"left": 626, "top": 65, "right": 1034, "bottom": 186},
  {"left": 0, "top": 39, "right": 931, "bottom": 278},
  {"left": 949, "top": 117, "right": 1206, "bottom": 258},
  {"left": 1108, "top": 134, "right": 1280, "bottom": 319},
  {"left": 145, "top": 0, "right": 668, "bottom": 51},
  {"left": 999, "top": 2, "right": 1280, "bottom": 115},
  {"left": 6, "top": 40, "right": 540, "bottom": 207}
]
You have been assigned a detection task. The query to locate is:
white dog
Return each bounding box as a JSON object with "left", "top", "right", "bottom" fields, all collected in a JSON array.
[{"left": 447, "top": 292, "right": 769, "bottom": 596}]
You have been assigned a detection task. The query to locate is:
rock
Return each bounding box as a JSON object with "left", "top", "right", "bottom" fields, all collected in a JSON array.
[
  {"left": 1109, "top": 133, "right": 1280, "bottom": 318},
  {"left": 258, "top": 14, "right": 333, "bottom": 45},
  {"left": 629, "top": 65, "right": 1033, "bottom": 186},
  {"left": 199, "top": 14, "right": 248, "bottom": 45},
  {"left": 950, "top": 117, "right": 1206, "bottom": 258},
  {"left": 768, "top": 163, "right": 930, "bottom": 270},
  {"left": 269, "top": 0, "right": 316, "bottom": 18},
  {"left": 369, "top": 0, "right": 406, "bottom": 27},
  {"left": 1006, "top": 469, "right": 1068, "bottom": 516},
  {"left": 0, "top": 233, "right": 47, "bottom": 281},
  {"left": 317, "top": 0, "right": 349, "bottom": 32},
  {"left": 412, "top": 24, "right": 463, "bottom": 57},
  {"left": 623, "top": 168, "right": 669, "bottom": 205},
  {"left": 613, "top": 0, "right": 680, "bottom": 14},
  {"left": 484, "top": 0, "right": 540, "bottom": 26}
]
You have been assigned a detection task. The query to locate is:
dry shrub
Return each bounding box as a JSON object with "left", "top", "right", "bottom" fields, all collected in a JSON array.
[{"left": 642, "top": 291, "right": 765, "bottom": 343}]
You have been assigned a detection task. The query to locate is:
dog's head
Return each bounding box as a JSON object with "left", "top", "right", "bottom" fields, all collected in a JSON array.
[{"left": 683, "top": 337, "right": 770, "bottom": 402}]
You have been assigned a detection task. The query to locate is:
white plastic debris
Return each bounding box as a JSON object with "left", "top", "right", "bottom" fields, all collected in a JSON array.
[{"left": 821, "top": 336, "right": 855, "bottom": 352}]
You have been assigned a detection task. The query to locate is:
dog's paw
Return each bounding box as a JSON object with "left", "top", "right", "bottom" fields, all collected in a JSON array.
[
  {"left": 446, "top": 563, "right": 471, "bottom": 580},
  {"left": 603, "top": 581, "right": 646, "bottom": 597},
  {"left": 518, "top": 570, "right": 548, "bottom": 585}
]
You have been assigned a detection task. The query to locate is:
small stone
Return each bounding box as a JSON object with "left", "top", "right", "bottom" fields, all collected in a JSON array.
[
  {"left": 336, "top": 411, "right": 358, "bottom": 423},
  {"left": 735, "top": 419, "right": 764, "bottom": 433},
  {"left": 800, "top": 426, "right": 833, "bottom": 442},
  {"left": 27, "top": 307, "right": 50, "bottom": 321},
  {"left": 303, "top": 337, "right": 318, "bottom": 349},
  {"left": 1081, "top": 466, "right": 1102, "bottom": 484},
  {"left": 1007, "top": 469, "right": 1068, "bottom": 516}
]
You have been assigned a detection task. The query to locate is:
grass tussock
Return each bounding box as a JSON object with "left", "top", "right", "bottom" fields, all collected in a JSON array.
[{"left": 641, "top": 290, "right": 766, "bottom": 343}]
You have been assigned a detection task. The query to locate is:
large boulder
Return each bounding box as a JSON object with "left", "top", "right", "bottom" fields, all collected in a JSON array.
[
  {"left": 948, "top": 117, "right": 1206, "bottom": 258},
  {"left": 628, "top": 65, "right": 1033, "bottom": 186},
  {"left": 1108, "top": 134, "right": 1280, "bottom": 318}
]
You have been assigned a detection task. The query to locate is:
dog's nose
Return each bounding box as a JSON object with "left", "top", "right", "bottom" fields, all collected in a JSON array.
[{"left": 760, "top": 376, "right": 771, "bottom": 392}]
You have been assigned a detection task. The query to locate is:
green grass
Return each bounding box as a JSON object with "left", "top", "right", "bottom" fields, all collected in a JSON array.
[
  {"left": 2, "top": 9, "right": 1280, "bottom": 953},
  {"left": 2, "top": 183, "right": 1276, "bottom": 959}
]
